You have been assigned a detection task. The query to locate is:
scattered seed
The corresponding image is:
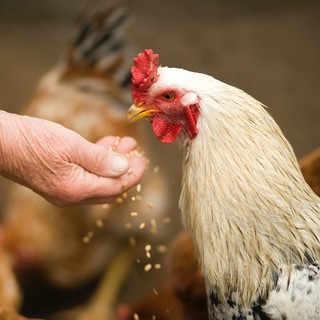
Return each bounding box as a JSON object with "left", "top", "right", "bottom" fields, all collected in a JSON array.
[
  {"left": 155, "top": 263, "right": 162, "bottom": 269},
  {"left": 129, "top": 237, "right": 136, "bottom": 247},
  {"left": 131, "top": 196, "right": 136, "bottom": 202},
  {"left": 82, "top": 236, "right": 90, "bottom": 244},
  {"left": 146, "top": 251, "right": 151, "bottom": 259},
  {"left": 136, "top": 259, "right": 141, "bottom": 264},
  {"left": 130, "top": 211, "right": 138, "bottom": 217},
  {"left": 163, "top": 217, "right": 171, "bottom": 224},
  {"left": 145, "top": 244, "right": 151, "bottom": 251},
  {"left": 147, "top": 202, "right": 155, "bottom": 209},
  {"left": 112, "top": 136, "right": 121, "bottom": 150},
  {"left": 136, "top": 184, "right": 142, "bottom": 192},
  {"left": 95, "top": 219, "right": 104, "bottom": 228},
  {"left": 136, "top": 195, "right": 142, "bottom": 201},
  {"left": 153, "top": 288, "right": 159, "bottom": 296},
  {"left": 116, "top": 197, "right": 124, "bottom": 203},
  {"left": 133, "top": 313, "right": 140, "bottom": 320},
  {"left": 144, "top": 264, "right": 152, "bottom": 272},
  {"left": 101, "top": 204, "right": 110, "bottom": 210},
  {"left": 122, "top": 192, "right": 128, "bottom": 199},
  {"left": 139, "top": 222, "right": 145, "bottom": 230},
  {"left": 82, "top": 231, "right": 94, "bottom": 244},
  {"left": 157, "top": 245, "right": 168, "bottom": 253},
  {"left": 153, "top": 166, "right": 160, "bottom": 174},
  {"left": 125, "top": 222, "right": 132, "bottom": 229},
  {"left": 127, "top": 168, "right": 133, "bottom": 174},
  {"left": 150, "top": 228, "right": 158, "bottom": 235},
  {"left": 151, "top": 219, "right": 157, "bottom": 228}
]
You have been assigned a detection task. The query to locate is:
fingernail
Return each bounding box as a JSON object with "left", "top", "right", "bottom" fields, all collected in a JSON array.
[{"left": 112, "top": 154, "right": 129, "bottom": 173}]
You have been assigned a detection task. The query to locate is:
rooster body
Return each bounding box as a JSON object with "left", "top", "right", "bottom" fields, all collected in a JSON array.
[{"left": 128, "top": 50, "right": 320, "bottom": 319}]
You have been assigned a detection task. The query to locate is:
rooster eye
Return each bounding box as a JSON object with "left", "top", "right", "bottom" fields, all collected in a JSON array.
[{"left": 161, "top": 92, "right": 175, "bottom": 101}]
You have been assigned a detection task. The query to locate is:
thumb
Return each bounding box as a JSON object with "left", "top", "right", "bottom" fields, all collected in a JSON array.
[{"left": 76, "top": 142, "right": 129, "bottom": 178}]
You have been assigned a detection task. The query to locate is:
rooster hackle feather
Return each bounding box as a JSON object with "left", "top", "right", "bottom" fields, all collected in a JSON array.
[{"left": 128, "top": 49, "right": 320, "bottom": 320}]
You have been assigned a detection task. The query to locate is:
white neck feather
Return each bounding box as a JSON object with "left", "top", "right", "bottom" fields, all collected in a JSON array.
[{"left": 179, "top": 82, "right": 320, "bottom": 306}]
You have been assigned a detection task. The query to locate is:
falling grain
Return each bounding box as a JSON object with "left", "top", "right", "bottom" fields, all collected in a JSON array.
[
  {"left": 95, "top": 219, "right": 104, "bottom": 228},
  {"left": 163, "top": 217, "right": 171, "bottom": 224},
  {"left": 116, "top": 197, "right": 124, "bottom": 203},
  {"left": 129, "top": 237, "right": 136, "bottom": 247},
  {"left": 133, "top": 313, "right": 140, "bottom": 320},
  {"left": 145, "top": 244, "right": 152, "bottom": 251},
  {"left": 157, "top": 245, "right": 168, "bottom": 253},
  {"left": 139, "top": 222, "right": 146, "bottom": 229},
  {"left": 147, "top": 202, "right": 155, "bottom": 209},
  {"left": 155, "top": 263, "right": 162, "bottom": 270},
  {"left": 130, "top": 211, "right": 138, "bottom": 217},
  {"left": 153, "top": 166, "right": 160, "bottom": 174},
  {"left": 151, "top": 219, "right": 157, "bottom": 228},
  {"left": 125, "top": 222, "right": 132, "bottom": 229},
  {"left": 144, "top": 264, "right": 152, "bottom": 272},
  {"left": 136, "top": 184, "right": 142, "bottom": 192}
]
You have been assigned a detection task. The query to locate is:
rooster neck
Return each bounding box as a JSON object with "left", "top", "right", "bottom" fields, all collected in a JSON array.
[{"left": 179, "top": 86, "right": 320, "bottom": 306}]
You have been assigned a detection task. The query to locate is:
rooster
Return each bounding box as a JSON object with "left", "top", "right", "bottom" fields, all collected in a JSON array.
[{"left": 128, "top": 49, "right": 320, "bottom": 320}]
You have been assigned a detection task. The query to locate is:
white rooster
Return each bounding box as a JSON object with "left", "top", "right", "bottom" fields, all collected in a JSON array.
[{"left": 128, "top": 49, "right": 320, "bottom": 320}]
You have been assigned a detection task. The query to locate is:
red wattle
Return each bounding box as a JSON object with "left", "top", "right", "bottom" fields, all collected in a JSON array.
[{"left": 152, "top": 117, "right": 182, "bottom": 144}]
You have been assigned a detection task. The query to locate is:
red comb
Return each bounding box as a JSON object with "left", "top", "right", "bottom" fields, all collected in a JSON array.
[{"left": 131, "top": 49, "right": 159, "bottom": 103}]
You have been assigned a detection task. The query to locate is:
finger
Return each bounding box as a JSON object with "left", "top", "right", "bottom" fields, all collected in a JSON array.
[
  {"left": 73, "top": 154, "right": 147, "bottom": 205},
  {"left": 76, "top": 142, "right": 130, "bottom": 178}
]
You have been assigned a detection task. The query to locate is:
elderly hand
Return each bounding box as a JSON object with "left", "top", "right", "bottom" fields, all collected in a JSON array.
[{"left": 0, "top": 111, "right": 147, "bottom": 206}]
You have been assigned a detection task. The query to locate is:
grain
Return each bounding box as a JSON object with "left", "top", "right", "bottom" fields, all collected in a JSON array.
[
  {"left": 144, "top": 264, "right": 152, "bottom": 272},
  {"left": 136, "top": 184, "right": 142, "bottom": 192},
  {"left": 157, "top": 245, "right": 168, "bottom": 253},
  {"left": 129, "top": 237, "right": 136, "bottom": 247},
  {"left": 139, "top": 222, "right": 146, "bottom": 229},
  {"left": 95, "top": 219, "right": 104, "bottom": 228},
  {"left": 163, "top": 217, "right": 171, "bottom": 224}
]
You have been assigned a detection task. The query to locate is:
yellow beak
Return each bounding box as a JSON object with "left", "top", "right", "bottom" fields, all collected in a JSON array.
[{"left": 127, "top": 103, "right": 160, "bottom": 123}]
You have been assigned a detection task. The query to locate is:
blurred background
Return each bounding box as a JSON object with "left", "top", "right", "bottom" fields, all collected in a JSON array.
[{"left": 0, "top": 0, "right": 319, "bottom": 319}]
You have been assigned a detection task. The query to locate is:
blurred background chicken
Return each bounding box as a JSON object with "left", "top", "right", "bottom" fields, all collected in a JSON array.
[{"left": 0, "top": 2, "right": 172, "bottom": 319}]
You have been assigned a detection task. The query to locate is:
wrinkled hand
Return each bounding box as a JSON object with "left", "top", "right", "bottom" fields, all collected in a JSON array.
[{"left": 0, "top": 111, "right": 147, "bottom": 206}]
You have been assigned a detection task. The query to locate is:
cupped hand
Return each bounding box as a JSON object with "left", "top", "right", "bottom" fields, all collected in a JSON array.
[{"left": 0, "top": 111, "right": 147, "bottom": 206}]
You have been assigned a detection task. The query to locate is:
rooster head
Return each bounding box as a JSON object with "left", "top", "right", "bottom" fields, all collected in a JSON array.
[{"left": 128, "top": 49, "right": 200, "bottom": 144}]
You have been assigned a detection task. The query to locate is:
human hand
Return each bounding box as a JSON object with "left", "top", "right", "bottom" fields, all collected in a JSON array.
[{"left": 0, "top": 111, "right": 147, "bottom": 206}]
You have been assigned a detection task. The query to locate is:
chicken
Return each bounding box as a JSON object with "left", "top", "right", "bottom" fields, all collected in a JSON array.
[
  {"left": 1, "top": 9, "right": 169, "bottom": 319},
  {"left": 128, "top": 49, "right": 320, "bottom": 319},
  {"left": 123, "top": 147, "right": 320, "bottom": 320}
]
